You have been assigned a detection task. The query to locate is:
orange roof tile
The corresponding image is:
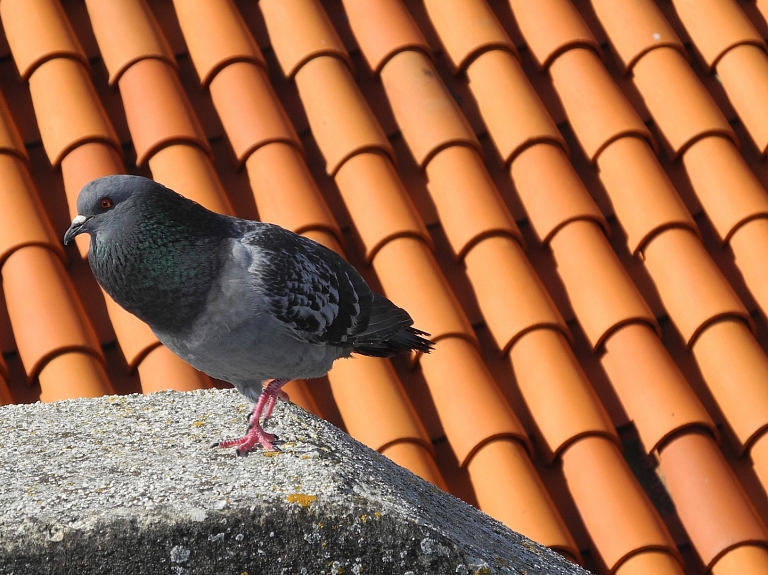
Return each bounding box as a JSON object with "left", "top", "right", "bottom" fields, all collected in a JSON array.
[{"left": 5, "top": 0, "right": 768, "bottom": 572}]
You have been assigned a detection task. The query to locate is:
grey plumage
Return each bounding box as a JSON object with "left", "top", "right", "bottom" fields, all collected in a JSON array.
[{"left": 64, "top": 175, "right": 433, "bottom": 454}]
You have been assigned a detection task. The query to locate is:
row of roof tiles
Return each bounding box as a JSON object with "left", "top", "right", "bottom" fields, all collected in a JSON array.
[{"left": 2, "top": 0, "right": 768, "bottom": 573}]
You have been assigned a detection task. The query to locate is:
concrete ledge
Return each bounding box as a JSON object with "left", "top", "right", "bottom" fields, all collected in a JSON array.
[{"left": 0, "top": 389, "right": 588, "bottom": 574}]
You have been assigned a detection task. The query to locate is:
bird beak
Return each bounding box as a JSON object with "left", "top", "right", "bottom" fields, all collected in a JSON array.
[{"left": 63, "top": 214, "right": 92, "bottom": 245}]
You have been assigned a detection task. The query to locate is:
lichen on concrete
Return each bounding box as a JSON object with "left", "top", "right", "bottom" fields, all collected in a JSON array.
[{"left": 0, "top": 389, "right": 589, "bottom": 574}]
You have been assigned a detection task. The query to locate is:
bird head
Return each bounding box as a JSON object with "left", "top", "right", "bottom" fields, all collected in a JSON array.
[{"left": 63, "top": 175, "right": 158, "bottom": 245}]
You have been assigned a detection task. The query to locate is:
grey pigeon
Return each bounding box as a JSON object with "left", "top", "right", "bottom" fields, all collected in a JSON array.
[{"left": 63, "top": 175, "right": 433, "bottom": 455}]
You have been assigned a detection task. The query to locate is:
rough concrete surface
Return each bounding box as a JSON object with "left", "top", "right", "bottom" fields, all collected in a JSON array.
[{"left": 0, "top": 388, "right": 589, "bottom": 575}]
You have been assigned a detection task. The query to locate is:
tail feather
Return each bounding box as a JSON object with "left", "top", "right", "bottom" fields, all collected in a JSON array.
[{"left": 352, "top": 326, "right": 435, "bottom": 358}]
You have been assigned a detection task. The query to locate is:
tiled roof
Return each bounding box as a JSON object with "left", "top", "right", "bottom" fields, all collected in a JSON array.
[{"left": 3, "top": 0, "right": 768, "bottom": 572}]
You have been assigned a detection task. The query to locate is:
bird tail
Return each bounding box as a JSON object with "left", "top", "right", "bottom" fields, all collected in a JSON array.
[
  {"left": 351, "top": 293, "right": 435, "bottom": 357},
  {"left": 353, "top": 327, "right": 435, "bottom": 358}
]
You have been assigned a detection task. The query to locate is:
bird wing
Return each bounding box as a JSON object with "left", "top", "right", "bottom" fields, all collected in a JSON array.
[{"left": 237, "top": 223, "right": 384, "bottom": 346}]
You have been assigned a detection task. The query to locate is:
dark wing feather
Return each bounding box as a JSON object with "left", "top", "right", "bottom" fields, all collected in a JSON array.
[{"left": 239, "top": 223, "right": 375, "bottom": 346}]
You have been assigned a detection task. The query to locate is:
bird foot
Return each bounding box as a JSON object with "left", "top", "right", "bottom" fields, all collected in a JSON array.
[
  {"left": 214, "top": 378, "right": 290, "bottom": 456},
  {"left": 213, "top": 425, "right": 277, "bottom": 455}
]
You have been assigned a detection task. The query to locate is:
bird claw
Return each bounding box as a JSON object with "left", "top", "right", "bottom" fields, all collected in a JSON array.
[{"left": 213, "top": 428, "right": 278, "bottom": 455}]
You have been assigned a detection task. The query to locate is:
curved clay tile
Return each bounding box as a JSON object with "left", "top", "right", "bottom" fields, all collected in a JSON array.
[
  {"left": 681, "top": 137, "right": 768, "bottom": 243},
  {"left": 590, "top": 0, "right": 684, "bottom": 72},
  {"left": 710, "top": 544, "right": 768, "bottom": 575},
  {"left": 0, "top": 0, "right": 87, "bottom": 80},
  {"left": 641, "top": 228, "right": 749, "bottom": 345},
  {"left": 692, "top": 320, "right": 768, "bottom": 453},
  {"left": 716, "top": 45, "right": 768, "bottom": 154},
  {"left": 509, "top": 329, "right": 617, "bottom": 461},
  {"left": 38, "top": 351, "right": 113, "bottom": 403},
  {"left": 729, "top": 219, "right": 768, "bottom": 316},
  {"left": 136, "top": 345, "right": 210, "bottom": 393},
  {"left": 171, "top": 0, "right": 264, "bottom": 87},
  {"left": 328, "top": 355, "right": 431, "bottom": 453},
  {"left": 631, "top": 48, "right": 736, "bottom": 157},
  {"left": 209, "top": 63, "right": 300, "bottom": 165},
  {"left": 423, "top": 0, "right": 517, "bottom": 73},
  {"left": 561, "top": 437, "right": 681, "bottom": 572},
  {"left": 613, "top": 550, "right": 687, "bottom": 575},
  {"left": 379, "top": 442, "right": 445, "bottom": 488},
  {"left": 335, "top": 152, "right": 430, "bottom": 261},
  {"left": 548, "top": 49, "right": 653, "bottom": 161},
  {"left": 246, "top": 144, "right": 341, "bottom": 241},
  {"left": 509, "top": 144, "right": 607, "bottom": 244},
  {"left": 0, "top": 155, "right": 61, "bottom": 266},
  {"left": 425, "top": 146, "right": 521, "bottom": 259},
  {"left": 671, "top": 0, "right": 765, "bottom": 69},
  {"left": 117, "top": 59, "right": 211, "bottom": 166},
  {"left": 259, "top": 0, "right": 350, "bottom": 78},
  {"left": 465, "top": 50, "right": 565, "bottom": 165},
  {"left": 2, "top": 246, "right": 106, "bottom": 389},
  {"left": 419, "top": 337, "right": 530, "bottom": 465},
  {"left": 549, "top": 220, "right": 658, "bottom": 349},
  {"left": 147, "top": 145, "right": 233, "bottom": 216},
  {"left": 294, "top": 57, "right": 393, "bottom": 175},
  {"left": 84, "top": 0, "right": 175, "bottom": 84},
  {"left": 507, "top": 0, "right": 599, "bottom": 69},
  {"left": 596, "top": 137, "right": 696, "bottom": 254},
  {"left": 379, "top": 51, "right": 480, "bottom": 168},
  {"left": 464, "top": 236, "right": 567, "bottom": 353},
  {"left": 602, "top": 324, "right": 716, "bottom": 454},
  {"left": 371, "top": 237, "right": 476, "bottom": 343},
  {"left": 342, "top": 0, "right": 430, "bottom": 74},
  {"left": 467, "top": 439, "right": 580, "bottom": 560},
  {"left": 658, "top": 430, "right": 768, "bottom": 569},
  {"left": 27, "top": 59, "right": 120, "bottom": 167}
]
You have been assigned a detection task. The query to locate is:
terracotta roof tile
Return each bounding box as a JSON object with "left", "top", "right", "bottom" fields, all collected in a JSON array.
[
  {"left": 589, "top": 0, "right": 684, "bottom": 72},
  {"left": 691, "top": 320, "right": 768, "bottom": 452},
  {"left": 561, "top": 436, "right": 681, "bottom": 572},
  {"left": 465, "top": 50, "right": 565, "bottom": 164},
  {"left": 510, "top": 144, "right": 607, "bottom": 243},
  {"left": 596, "top": 137, "right": 695, "bottom": 253},
  {"left": 173, "top": 0, "right": 265, "bottom": 87},
  {"left": 335, "top": 153, "right": 430, "bottom": 259},
  {"left": 632, "top": 47, "right": 736, "bottom": 156},
  {"left": 423, "top": 0, "right": 516, "bottom": 72},
  {"left": 659, "top": 430, "right": 768, "bottom": 570},
  {"left": 508, "top": 0, "right": 599, "bottom": 68},
  {"left": 0, "top": 0, "right": 88, "bottom": 80},
  {"left": 344, "top": 0, "right": 431, "bottom": 73},
  {"left": 549, "top": 48, "right": 654, "bottom": 160},
  {"left": 466, "top": 438, "right": 580, "bottom": 561},
  {"left": 602, "top": 324, "right": 716, "bottom": 454},
  {"left": 7, "top": 0, "right": 768, "bottom": 571},
  {"left": 548, "top": 220, "right": 657, "bottom": 349},
  {"left": 380, "top": 50, "right": 479, "bottom": 167},
  {"left": 259, "top": 0, "right": 351, "bottom": 77},
  {"left": 297, "top": 57, "right": 394, "bottom": 174},
  {"left": 508, "top": 329, "right": 616, "bottom": 460},
  {"left": 83, "top": 0, "right": 176, "bottom": 84},
  {"left": 671, "top": 0, "right": 766, "bottom": 70},
  {"left": 27, "top": 58, "right": 120, "bottom": 167}
]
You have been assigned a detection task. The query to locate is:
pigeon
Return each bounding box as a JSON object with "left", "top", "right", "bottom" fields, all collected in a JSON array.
[{"left": 63, "top": 175, "right": 433, "bottom": 455}]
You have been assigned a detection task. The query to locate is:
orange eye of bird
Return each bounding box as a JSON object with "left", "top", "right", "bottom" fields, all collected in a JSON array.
[{"left": 100, "top": 198, "right": 113, "bottom": 209}]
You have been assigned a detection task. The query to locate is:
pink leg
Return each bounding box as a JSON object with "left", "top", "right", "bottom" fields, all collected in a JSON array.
[{"left": 214, "top": 379, "right": 290, "bottom": 455}]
